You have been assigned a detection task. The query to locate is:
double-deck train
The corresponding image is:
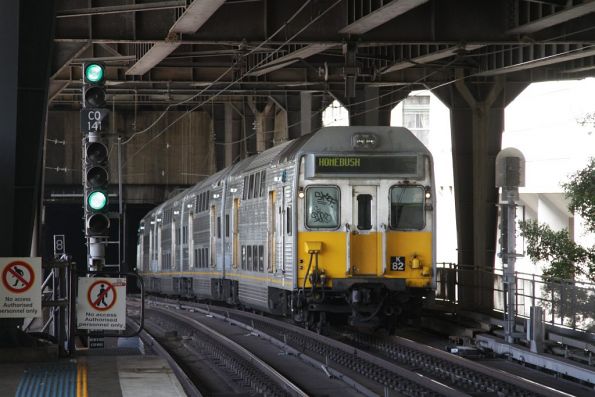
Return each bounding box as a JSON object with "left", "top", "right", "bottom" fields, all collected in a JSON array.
[{"left": 137, "top": 126, "right": 436, "bottom": 330}]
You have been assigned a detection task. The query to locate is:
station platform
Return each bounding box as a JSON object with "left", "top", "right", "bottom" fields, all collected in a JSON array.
[{"left": 0, "top": 338, "right": 186, "bottom": 397}]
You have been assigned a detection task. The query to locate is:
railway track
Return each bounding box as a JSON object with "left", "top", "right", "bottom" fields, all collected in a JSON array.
[
  {"left": 131, "top": 302, "right": 311, "bottom": 396},
  {"left": 139, "top": 297, "right": 575, "bottom": 397}
]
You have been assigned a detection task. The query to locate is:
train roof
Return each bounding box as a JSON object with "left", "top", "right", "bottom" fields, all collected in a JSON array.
[{"left": 140, "top": 126, "right": 430, "bottom": 224}]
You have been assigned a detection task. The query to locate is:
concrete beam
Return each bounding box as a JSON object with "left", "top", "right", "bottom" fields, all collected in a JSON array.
[
  {"left": 507, "top": 2, "right": 595, "bottom": 35},
  {"left": 247, "top": 43, "right": 336, "bottom": 77},
  {"left": 478, "top": 47, "right": 595, "bottom": 76},
  {"left": 339, "top": 0, "right": 429, "bottom": 35},
  {"left": 126, "top": 0, "right": 225, "bottom": 76},
  {"left": 381, "top": 44, "right": 484, "bottom": 74}
]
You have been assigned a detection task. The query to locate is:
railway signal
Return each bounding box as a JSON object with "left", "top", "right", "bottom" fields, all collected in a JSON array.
[{"left": 81, "top": 63, "right": 110, "bottom": 270}]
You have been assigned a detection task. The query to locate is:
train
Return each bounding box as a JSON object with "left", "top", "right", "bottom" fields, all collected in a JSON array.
[{"left": 137, "top": 126, "right": 436, "bottom": 330}]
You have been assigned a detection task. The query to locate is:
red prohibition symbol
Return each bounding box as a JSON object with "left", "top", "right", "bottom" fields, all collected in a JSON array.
[
  {"left": 2, "top": 261, "right": 35, "bottom": 294},
  {"left": 87, "top": 280, "right": 117, "bottom": 311}
]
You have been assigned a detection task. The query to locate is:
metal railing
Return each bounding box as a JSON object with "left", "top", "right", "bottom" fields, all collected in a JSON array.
[{"left": 435, "top": 263, "right": 595, "bottom": 332}]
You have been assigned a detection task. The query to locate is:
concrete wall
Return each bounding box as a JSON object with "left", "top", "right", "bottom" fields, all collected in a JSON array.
[{"left": 45, "top": 110, "right": 214, "bottom": 188}]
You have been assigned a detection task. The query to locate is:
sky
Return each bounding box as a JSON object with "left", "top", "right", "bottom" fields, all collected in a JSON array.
[{"left": 503, "top": 78, "right": 595, "bottom": 193}]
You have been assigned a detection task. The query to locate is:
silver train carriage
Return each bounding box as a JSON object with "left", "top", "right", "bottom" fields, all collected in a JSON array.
[{"left": 137, "top": 126, "right": 436, "bottom": 329}]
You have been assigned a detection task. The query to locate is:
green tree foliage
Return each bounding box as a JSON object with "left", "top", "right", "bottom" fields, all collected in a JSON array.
[{"left": 519, "top": 158, "right": 595, "bottom": 283}]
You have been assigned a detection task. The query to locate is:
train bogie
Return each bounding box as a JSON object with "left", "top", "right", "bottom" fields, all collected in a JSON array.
[{"left": 137, "top": 127, "right": 436, "bottom": 330}]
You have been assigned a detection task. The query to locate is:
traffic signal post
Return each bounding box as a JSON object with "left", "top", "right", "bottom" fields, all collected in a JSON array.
[{"left": 81, "top": 63, "right": 110, "bottom": 272}]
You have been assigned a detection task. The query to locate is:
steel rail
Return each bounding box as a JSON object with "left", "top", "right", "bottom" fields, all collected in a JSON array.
[
  {"left": 149, "top": 299, "right": 467, "bottom": 397},
  {"left": 149, "top": 306, "right": 309, "bottom": 397},
  {"left": 127, "top": 318, "right": 203, "bottom": 397},
  {"left": 392, "top": 335, "right": 575, "bottom": 397}
]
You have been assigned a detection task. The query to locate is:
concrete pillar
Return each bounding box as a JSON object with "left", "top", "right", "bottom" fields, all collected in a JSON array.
[
  {"left": 223, "top": 103, "right": 239, "bottom": 167},
  {"left": 248, "top": 97, "right": 274, "bottom": 153},
  {"left": 300, "top": 91, "right": 313, "bottom": 136},
  {"left": 269, "top": 95, "right": 288, "bottom": 145},
  {"left": 434, "top": 73, "right": 527, "bottom": 311},
  {"left": 344, "top": 87, "right": 409, "bottom": 126}
]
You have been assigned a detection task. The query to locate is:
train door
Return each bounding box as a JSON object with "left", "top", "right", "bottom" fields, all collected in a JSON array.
[
  {"left": 280, "top": 186, "right": 289, "bottom": 272},
  {"left": 268, "top": 190, "right": 276, "bottom": 272},
  {"left": 210, "top": 205, "right": 216, "bottom": 267},
  {"left": 172, "top": 219, "right": 177, "bottom": 271},
  {"left": 350, "top": 185, "right": 378, "bottom": 275},
  {"left": 188, "top": 213, "right": 193, "bottom": 269},
  {"left": 157, "top": 224, "right": 162, "bottom": 271},
  {"left": 232, "top": 198, "right": 240, "bottom": 269}
]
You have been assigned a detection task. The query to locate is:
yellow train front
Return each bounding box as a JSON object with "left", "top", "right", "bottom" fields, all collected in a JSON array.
[
  {"left": 137, "top": 126, "right": 435, "bottom": 331},
  {"left": 293, "top": 127, "right": 435, "bottom": 329}
]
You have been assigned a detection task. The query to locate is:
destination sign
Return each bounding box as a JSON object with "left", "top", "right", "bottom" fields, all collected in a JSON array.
[{"left": 313, "top": 155, "right": 419, "bottom": 176}]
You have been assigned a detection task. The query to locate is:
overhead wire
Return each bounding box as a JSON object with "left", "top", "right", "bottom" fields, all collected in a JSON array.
[
  {"left": 120, "top": 0, "right": 316, "bottom": 147},
  {"left": 121, "top": 5, "right": 595, "bottom": 166},
  {"left": 121, "top": 0, "right": 344, "bottom": 168}
]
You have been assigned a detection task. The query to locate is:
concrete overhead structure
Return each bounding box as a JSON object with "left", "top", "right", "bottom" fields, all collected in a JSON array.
[{"left": 14, "top": 0, "right": 595, "bottom": 315}]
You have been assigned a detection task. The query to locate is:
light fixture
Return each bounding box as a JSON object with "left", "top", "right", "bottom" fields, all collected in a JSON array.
[
  {"left": 173, "top": 210, "right": 180, "bottom": 215},
  {"left": 352, "top": 133, "right": 377, "bottom": 149},
  {"left": 424, "top": 186, "right": 431, "bottom": 199},
  {"left": 230, "top": 187, "right": 238, "bottom": 193}
]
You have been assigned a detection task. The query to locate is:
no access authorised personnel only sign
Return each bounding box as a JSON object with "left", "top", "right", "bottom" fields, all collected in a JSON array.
[
  {"left": 0, "top": 257, "right": 42, "bottom": 318},
  {"left": 77, "top": 277, "right": 127, "bottom": 331}
]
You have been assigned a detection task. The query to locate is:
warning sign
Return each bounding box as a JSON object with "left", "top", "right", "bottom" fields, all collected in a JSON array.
[
  {"left": 0, "top": 258, "right": 41, "bottom": 318},
  {"left": 77, "top": 277, "right": 126, "bottom": 330}
]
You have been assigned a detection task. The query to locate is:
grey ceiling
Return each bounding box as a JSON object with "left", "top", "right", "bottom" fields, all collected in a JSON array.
[{"left": 49, "top": 0, "right": 595, "bottom": 109}]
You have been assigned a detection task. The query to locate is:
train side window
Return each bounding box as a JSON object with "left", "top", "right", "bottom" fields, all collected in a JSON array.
[
  {"left": 258, "top": 245, "right": 264, "bottom": 272},
  {"left": 357, "top": 194, "right": 372, "bottom": 230},
  {"left": 225, "top": 215, "right": 230, "bottom": 238},
  {"left": 305, "top": 186, "right": 340, "bottom": 229},
  {"left": 260, "top": 171, "right": 266, "bottom": 197},
  {"left": 252, "top": 245, "right": 259, "bottom": 271},
  {"left": 217, "top": 216, "right": 221, "bottom": 238},
  {"left": 254, "top": 172, "right": 260, "bottom": 199},
  {"left": 241, "top": 245, "right": 246, "bottom": 270},
  {"left": 389, "top": 185, "right": 425, "bottom": 230},
  {"left": 247, "top": 246, "right": 253, "bottom": 271},
  {"left": 243, "top": 176, "right": 249, "bottom": 199},
  {"left": 194, "top": 248, "right": 198, "bottom": 268},
  {"left": 286, "top": 207, "right": 292, "bottom": 236},
  {"left": 249, "top": 174, "right": 255, "bottom": 198}
]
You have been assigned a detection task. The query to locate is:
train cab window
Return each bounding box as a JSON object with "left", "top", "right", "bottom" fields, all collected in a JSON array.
[
  {"left": 390, "top": 186, "right": 425, "bottom": 230},
  {"left": 357, "top": 194, "right": 372, "bottom": 230},
  {"left": 305, "top": 186, "right": 340, "bottom": 229}
]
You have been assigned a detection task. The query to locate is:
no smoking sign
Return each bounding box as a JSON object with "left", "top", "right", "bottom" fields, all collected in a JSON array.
[{"left": 0, "top": 258, "right": 41, "bottom": 318}]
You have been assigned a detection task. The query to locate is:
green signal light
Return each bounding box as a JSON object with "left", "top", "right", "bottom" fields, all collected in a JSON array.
[
  {"left": 88, "top": 191, "right": 108, "bottom": 210},
  {"left": 85, "top": 64, "right": 104, "bottom": 83}
]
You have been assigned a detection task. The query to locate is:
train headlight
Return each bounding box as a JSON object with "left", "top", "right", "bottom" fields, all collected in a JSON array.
[
  {"left": 298, "top": 187, "right": 305, "bottom": 199},
  {"left": 424, "top": 186, "right": 431, "bottom": 199}
]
